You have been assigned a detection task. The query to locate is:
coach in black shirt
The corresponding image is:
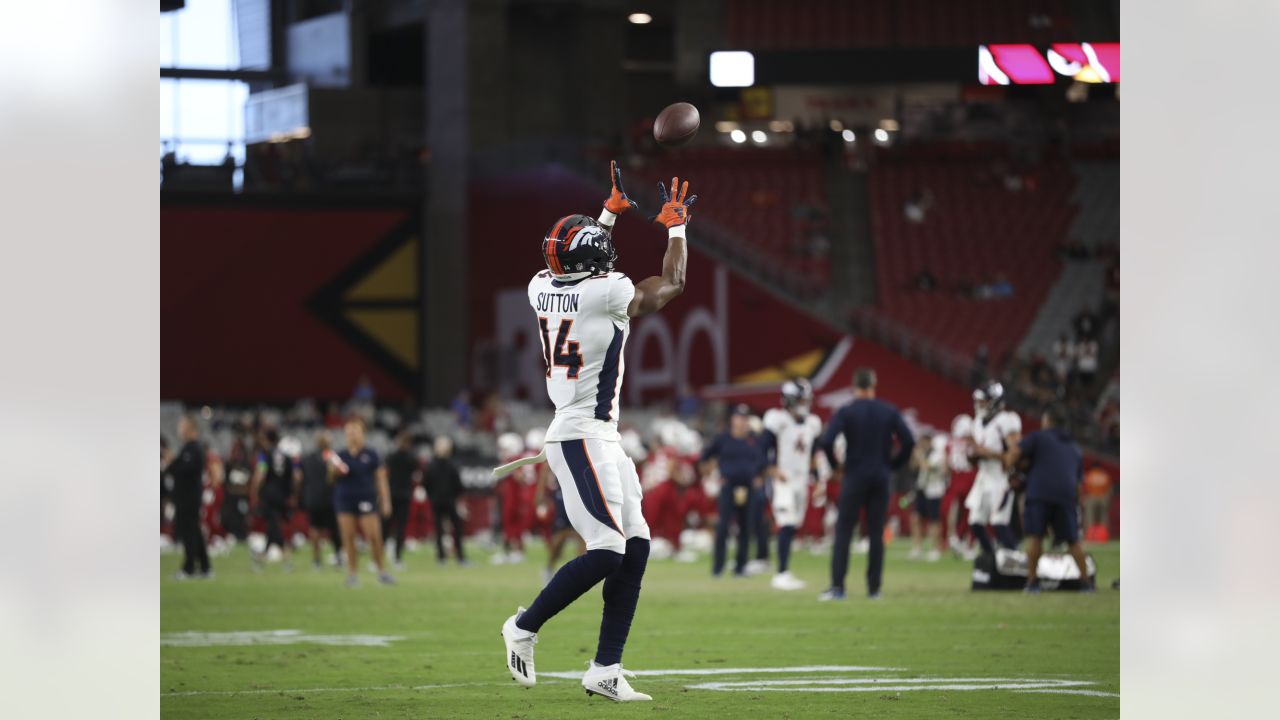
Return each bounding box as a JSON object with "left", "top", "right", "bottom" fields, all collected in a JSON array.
[
  {"left": 164, "top": 414, "right": 210, "bottom": 578},
  {"left": 424, "top": 435, "right": 467, "bottom": 564},
  {"left": 1008, "top": 404, "right": 1094, "bottom": 593},
  {"left": 299, "top": 432, "right": 341, "bottom": 568},
  {"left": 384, "top": 432, "right": 419, "bottom": 567},
  {"left": 817, "top": 368, "right": 915, "bottom": 600}
]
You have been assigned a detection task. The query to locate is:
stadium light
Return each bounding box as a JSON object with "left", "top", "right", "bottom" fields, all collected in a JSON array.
[
  {"left": 710, "top": 51, "right": 754, "bottom": 88},
  {"left": 730, "top": 129, "right": 747, "bottom": 144},
  {"left": 628, "top": 13, "right": 652, "bottom": 25},
  {"left": 874, "top": 128, "right": 889, "bottom": 143},
  {"left": 842, "top": 129, "right": 855, "bottom": 143},
  {"left": 751, "top": 130, "right": 767, "bottom": 144}
]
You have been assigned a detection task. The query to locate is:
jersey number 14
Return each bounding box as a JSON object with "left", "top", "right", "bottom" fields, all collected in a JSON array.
[{"left": 538, "top": 317, "right": 584, "bottom": 379}]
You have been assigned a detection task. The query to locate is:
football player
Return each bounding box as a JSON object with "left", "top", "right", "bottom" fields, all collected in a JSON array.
[
  {"left": 964, "top": 383, "right": 1021, "bottom": 556},
  {"left": 942, "top": 414, "right": 978, "bottom": 559},
  {"left": 908, "top": 431, "right": 949, "bottom": 562},
  {"left": 761, "top": 379, "right": 822, "bottom": 590},
  {"left": 499, "top": 161, "right": 696, "bottom": 701},
  {"left": 494, "top": 432, "right": 530, "bottom": 564}
]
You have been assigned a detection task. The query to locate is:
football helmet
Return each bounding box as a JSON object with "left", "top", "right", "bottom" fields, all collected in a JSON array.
[
  {"left": 972, "top": 381, "right": 1005, "bottom": 420},
  {"left": 496, "top": 432, "right": 525, "bottom": 463},
  {"left": 781, "top": 378, "right": 814, "bottom": 412},
  {"left": 542, "top": 214, "right": 616, "bottom": 282}
]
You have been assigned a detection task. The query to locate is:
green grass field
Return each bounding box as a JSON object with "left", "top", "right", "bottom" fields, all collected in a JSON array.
[{"left": 161, "top": 539, "right": 1119, "bottom": 719}]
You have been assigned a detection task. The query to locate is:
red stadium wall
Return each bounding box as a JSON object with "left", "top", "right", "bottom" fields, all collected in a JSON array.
[{"left": 161, "top": 203, "right": 417, "bottom": 402}]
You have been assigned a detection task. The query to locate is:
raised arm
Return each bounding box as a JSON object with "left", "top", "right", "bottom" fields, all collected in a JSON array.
[{"left": 629, "top": 176, "right": 696, "bottom": 318}]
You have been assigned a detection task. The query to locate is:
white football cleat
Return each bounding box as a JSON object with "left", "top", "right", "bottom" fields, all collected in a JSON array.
[
  {"left": 582, "top": 661, "right": 651, "bottom": 702},
  {"left": 501, "top": 607, "right": 537, "bottom": 687},
  {"left": 925, "top": 549, "right": 941, "bottom": 563},
  {"left": 743, "top": 559, "right": 769, "bottom": 576},
  {"left": 770, "top": 571, "right": 807, "bottom": 591},
  {"left": 907, "top": 547, "right": 923, "bottom": 560}
]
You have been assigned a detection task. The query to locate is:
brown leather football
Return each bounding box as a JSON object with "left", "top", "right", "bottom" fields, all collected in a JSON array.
[{"left": 653, "top": 102, "right": 700, "bottom": 147}]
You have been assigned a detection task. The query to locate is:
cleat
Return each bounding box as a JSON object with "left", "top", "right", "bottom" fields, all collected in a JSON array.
[
  {"left": 582, "top": 661, "right": 650, "bottom": 702},
  {"left": 770, "top": 572, "right": 807, "bottom": 591},
  {"left": 378, "top": 572, "right": 397, "bottom": 586},
  {"left": 817, "top": 587, "right": 847, "bottom": 602},
  {"left": 502, "top": 607, "right": 537, "bottom": 687},
  {"left": 345, "top": 574, "right": 359, "bottom": 588},
  {"left": 743, "top": 559, "right": 768, "bottom": 576},
  {"left": 1024, "top": 581, "right": 1042, "bottom": 594}
]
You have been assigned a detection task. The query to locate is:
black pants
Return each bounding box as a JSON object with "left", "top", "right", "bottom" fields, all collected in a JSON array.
[
  {"left": 174, "top": 503, "right": 210, "bottom": 575},
  {"left": 260, "top": 497, "right": 290, "bottom": 552},
  {"left": 751, "top": 485, "right": 771, "bottom": 561},
  {"left": 308, "top": 505, "right": 342, "bottom": 556},
  {"left": 713, "top": 483, "right": 752, "bottom": 576},
  {"left": 383, "top": 497, "right": 412, "bottom": 561},
  {"left": 431, "top": 501, "right": 465, "bottom": 562},
  {"left": 220, "top": 495, "right": 249, "bottom": 541},
  {"left": 831, "top": 476, "right": 889, "bottom": 595}
]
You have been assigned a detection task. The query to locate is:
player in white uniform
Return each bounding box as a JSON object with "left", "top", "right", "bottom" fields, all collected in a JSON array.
[
  {"left": 761, "top": 379, "right": 822, "bottom": 591},
  {"left": 908, "top": 432, "right": 949, "bottom": 562},
  {"left": 499, "top": 162, "right": 697, "bottom": 702},
  {"left": 964, "top": 382, "right": 1022, "bottom": 556}
]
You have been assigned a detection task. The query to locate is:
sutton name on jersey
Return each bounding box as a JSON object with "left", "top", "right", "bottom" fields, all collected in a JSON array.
[{"left": 535, "top": 292, "right": 581, "bottom": 314}]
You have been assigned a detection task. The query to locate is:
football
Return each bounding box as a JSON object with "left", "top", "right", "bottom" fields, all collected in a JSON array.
[{"left": 653, "top": 102, "right": 700, "bottom": 146}]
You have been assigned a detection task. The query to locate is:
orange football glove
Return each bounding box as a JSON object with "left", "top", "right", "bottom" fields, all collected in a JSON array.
[
  {"left": 603, "top": 159, "right": 639, "bottom": 214},
  {"left": 650, "top": 176, "right": 698, "bottom": 229}
]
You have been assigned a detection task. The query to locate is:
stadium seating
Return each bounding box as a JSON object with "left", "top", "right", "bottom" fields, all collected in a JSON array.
[
  {"left": 630, "top": 148, "right": 831, "bottom": 293},
  {"left": 726, "top": 0, "right": 1073, "bottom": 50},
  {"left": 868, "top": 147, "right": 1075, "bottom": 366}
]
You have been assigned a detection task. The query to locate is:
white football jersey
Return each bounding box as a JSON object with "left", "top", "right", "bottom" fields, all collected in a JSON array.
[
  {"left": 762, "top": 408, "right": 822, "bottom": 483},
  {"left": 917, "top": 434, "right": 950, "bottom": 498},
  {"left": 973, "top": 410, "right": 1022, "bottom": 478},
  {"left": 528, "top": 270, "right": 634, "bottom": 442}
]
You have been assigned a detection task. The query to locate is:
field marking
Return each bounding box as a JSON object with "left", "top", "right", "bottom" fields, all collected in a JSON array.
[
  {"left": 163, "top": 681, "right": 558, "bottom": 698},
  {"left": 161, "top": 665, "right": 1117, "bottom": 701},
  {"left": 161, "top": 629, "right": 404, "bottom": 647},
  {"left": 540, "top": 664, "right": 901, "bottom": 680},
  {"left": 1016, "top": 688, "right": 1121, "bottom": 698}
]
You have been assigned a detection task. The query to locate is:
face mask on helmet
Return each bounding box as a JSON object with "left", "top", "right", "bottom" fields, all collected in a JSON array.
[
  {"left": 543, "top": 214, "right": 617, "bottom": 281},
  {"left": 782, "top": 379, "right": 814, "bottom": 413}
]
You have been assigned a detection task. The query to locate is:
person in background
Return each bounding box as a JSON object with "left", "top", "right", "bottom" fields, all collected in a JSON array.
[
  {"left": 909, "top": 432, "right": 949, "bottom": 562},
  {"left": 220, "top": 436, "right": 252, "bottom": 543},
  {"left": 530, "top": 427, "right": 581, "bottom": 582},
  {"left": 352, "top": 374, "right": 376, "bottom": 406},
  {"left": 700, "top": 405, "right": 767, "bottom": 578},
  {"left": 251, "top": 428, "right": 296, "bottom": 571},
  {"left": 161, "top": 435, "right": 171, "bottom": 526},
  {"left": 942, "top": 415, "right": 978, "bottom": 559},
  {"left": 164, "top": 414, "right": 212, "bottom": 579},
  {"left": 384, "top": 431, "right": 419, "bottom": 570},
  {"left": 424, "top": 435, "right": 467, "bottom": 565},
  {"left": 817, "top": 368, "right": 915, "bottom": 600},
  {"left": 298, "top": 431, "right": 341, "bottom": 569},
  {"left": 329, "top": 417, "right": 395, "bottom": 586},
  {"left": 1005, "top": 404, "right": 1094, "bottom": 593},
  {"left": 1081, "top": 463, "right": 1114, "bottom": 541},
  {"left": 967, "top": 383, "right": 1022, "bottom": 556},
  {"left": 451, "top": 390, "right": 473, "bottom": 428}
]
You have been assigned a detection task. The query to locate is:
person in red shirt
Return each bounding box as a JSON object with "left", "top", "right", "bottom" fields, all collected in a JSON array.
[{"left": 941, "top": 414, "right": 978, "bottom": 558}]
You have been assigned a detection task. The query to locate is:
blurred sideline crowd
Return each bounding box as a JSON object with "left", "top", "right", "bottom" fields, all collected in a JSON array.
[{"left": 161, "top": 382, "right": 1117, "bottom": 582}]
